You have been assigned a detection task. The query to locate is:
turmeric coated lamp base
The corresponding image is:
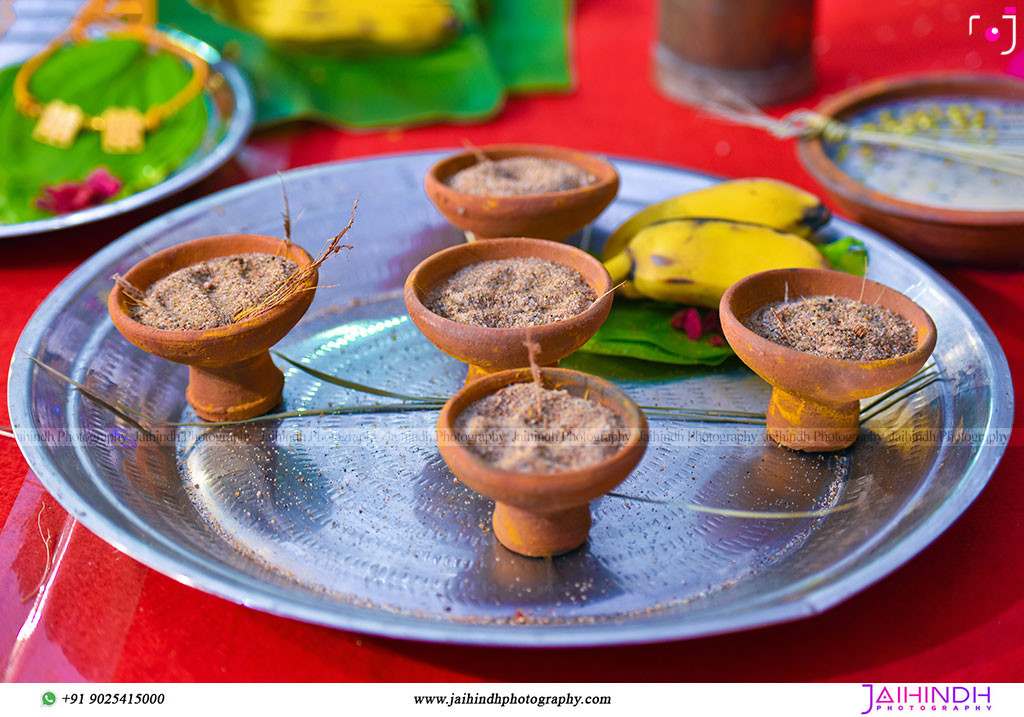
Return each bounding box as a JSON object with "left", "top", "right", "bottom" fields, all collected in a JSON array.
[{"left": 766, "top": 387, "right": 860, "bottom": 453}]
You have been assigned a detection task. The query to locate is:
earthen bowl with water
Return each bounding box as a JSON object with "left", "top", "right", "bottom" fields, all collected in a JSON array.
[
  {"left": 437, "top": 367, "right": 648, "bottom": 558},
  {"left": 797, "top": 73, "right": 1024, "bottom": 267},
  {"left": 404, "top": 237, "right": 614, "bottom": 383},
  {"left": 108, "top": 234, "right": 316, "bottom": 422},
  {"left": 424, "top": 144, "right": 620, "bottom": 242},
  {"left": 719, "top": 268, "right": 937, "bottom": 452}
]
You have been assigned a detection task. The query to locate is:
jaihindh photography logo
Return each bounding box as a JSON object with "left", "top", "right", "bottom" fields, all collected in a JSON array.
[
  {"left": 970, "top": 7, "right": 1018, "bottom": 54},
  {"left": 860, "top": 684, "right": 993, "bottom": 713}
]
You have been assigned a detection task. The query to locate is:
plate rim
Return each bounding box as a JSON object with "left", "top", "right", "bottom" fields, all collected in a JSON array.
[
  {"left": 6, "top": 151, "right": 1015, "bottom": 646},
  {"left": 0, "top": 35, "right": 254, "bottom": 239}
]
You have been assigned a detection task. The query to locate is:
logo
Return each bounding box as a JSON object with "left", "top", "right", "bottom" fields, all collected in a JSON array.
[
  {"left": 861, "top": 684, "right": 993, "bottom": 713},
  {"left": 970, "top": 7, "right": 1018, "bottom": 55},
  {"left": 41, "top": 692, "right": 56, "bottom": 706}
]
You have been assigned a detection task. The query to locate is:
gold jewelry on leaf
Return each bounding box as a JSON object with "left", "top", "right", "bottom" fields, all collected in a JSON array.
[
  {"left": 33, "top": 100, "right": 85, "bottom": 149},
  {"left": 13, "top": 0, "right": 209, "bottom": 154},
  {"left": 100, "top": 107, "right": 146, "bottom": 154}
]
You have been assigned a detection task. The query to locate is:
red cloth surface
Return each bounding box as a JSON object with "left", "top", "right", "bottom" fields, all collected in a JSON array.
[{"left": 1, "top": 0, "right": 1022, "bottom": 681}]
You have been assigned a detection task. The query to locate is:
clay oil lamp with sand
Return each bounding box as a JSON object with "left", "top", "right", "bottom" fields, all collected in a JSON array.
[
  {"left": 404, "top": 237, "right": 614, "bottom": 383},
  {"left": 719, "top": 267, "right": 937, "bottom": 452},
  {"left": 109, "top": 234, "right": 318, "bottom": 422},
  {"left": 437, "top": 367, "right": 648, "bottom": 558},
  {"left": 424, "top": 143, "right": 620, "bottom": 242}
]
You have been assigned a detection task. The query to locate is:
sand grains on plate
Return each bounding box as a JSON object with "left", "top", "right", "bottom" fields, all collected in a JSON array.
[
  {"left": 130, "top": 253, "right": 297, "bottom": 331},
  {"left": 425, "top": 257, "right": 596, "bottom": 328},
  {"left": 745, "top": 294, "right": 917, "bottom": 361},
  {"left": 454, "top": 382, "right": 626, "bottom": 473},
  {"left": 446, "top": 157, "right": 597, "bottom": 196}
]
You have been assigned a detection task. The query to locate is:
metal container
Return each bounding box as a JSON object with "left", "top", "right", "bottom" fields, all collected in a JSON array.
[{"left": 8, "top": 152, "right": 1013, "bottom": 646}]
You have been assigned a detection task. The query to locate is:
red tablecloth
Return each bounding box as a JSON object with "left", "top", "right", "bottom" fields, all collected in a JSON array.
[{"left": 1, "top": 0, "right": 1022, "bottom": 682}]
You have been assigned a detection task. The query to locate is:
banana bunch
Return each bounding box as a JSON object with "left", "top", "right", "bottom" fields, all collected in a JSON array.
[
  {"left": 605, "top": 219, "right": 830, "bottom": 308},
  {"left": 602, "top": 179, "right": 832, "bottom": 308},
  {"left": 206, "top": 0, "right": 461, "bottom": 52}
]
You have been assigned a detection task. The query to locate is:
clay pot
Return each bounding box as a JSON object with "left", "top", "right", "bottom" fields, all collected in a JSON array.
[
  {"left": 404, "top": 237, "right": 614, "bottom": 383},
  {"left": 655, "top": 0, "right": 816, "bottom": 107},
  {"left": 424, "top": 144, "right": 619, "bottom": 242},
  {"left": 437, "top": 367, "right": 648, "bottom": 557},
  {"left": 108, "top": 234, "right": 317, "bottom": 422},
  {"left": 797, "top": 73, "right": 1024, "bottom": 267},
  {"left": 719, "top": 268, "right": 936, "bottom": 452}
]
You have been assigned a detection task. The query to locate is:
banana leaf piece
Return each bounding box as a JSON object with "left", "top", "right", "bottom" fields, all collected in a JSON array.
[
  {"left": 160, "top": 0, "right": 572, "bottom": 127},
  {"left": 480, "top": 0, "right": 572, "bottom": 91},
  {"left": 580, "top": 301, "right": 735, "bottom": 366},
  {"left": 820, "top": 237, "right": 868, "bottom": 277}
]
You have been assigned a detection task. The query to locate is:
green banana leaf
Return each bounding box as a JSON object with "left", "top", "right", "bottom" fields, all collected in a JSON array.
[
  {"left": 578, "top": 237, "right": 869, "bottom": 366},
  {"left": 819, "top": 236, "right": 868, "bottom": 277},
  {"left": 0, "top": 38, "right": 209, "bottom": 225},
  {"left": 159, "top": 0, "right": 572, "bottom": 127},
  {"left": 581, "top": 301, "right": 736, "bottom": 367},
  {"left": 480, "top": 1, "right": 572, "bottom": 91}
]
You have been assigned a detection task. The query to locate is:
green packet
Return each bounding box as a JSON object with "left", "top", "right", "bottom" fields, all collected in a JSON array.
[{"left": 578, "top": 237, "right": 868, "bottom": 367}]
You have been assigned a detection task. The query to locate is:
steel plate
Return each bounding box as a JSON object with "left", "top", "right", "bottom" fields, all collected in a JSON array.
[
  {"left": 7, "top": 152, "right": 1014, "bottom": 646},
  {"left": 0, "top": 3, "right": 253, "bottom": 238}
]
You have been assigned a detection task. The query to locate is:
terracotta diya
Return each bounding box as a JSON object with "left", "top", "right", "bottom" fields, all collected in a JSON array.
[
  {"left": 404, "top": 237, "right": 613, "bottom": 383},
  {"left": 108, "top": 234, "right": 316, "bottom": 422},
  {"left": 719, "top": 268, "right": 937, "bottom": 452},
  {"left": 424, "top": 143, "right": 620, "bottom": 242},
  {"left": 437, "top": 367, "right": 648, "bottom": 557}
]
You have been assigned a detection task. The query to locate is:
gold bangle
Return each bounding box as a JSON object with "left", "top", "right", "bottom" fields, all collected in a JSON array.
[{"left": 13, "top": 20, "right": 209, "bottom": 153}]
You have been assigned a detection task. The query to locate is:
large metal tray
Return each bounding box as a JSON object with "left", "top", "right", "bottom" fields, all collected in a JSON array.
[{"left": 7, "top": 153, "right": 1013, "bottom": 646}]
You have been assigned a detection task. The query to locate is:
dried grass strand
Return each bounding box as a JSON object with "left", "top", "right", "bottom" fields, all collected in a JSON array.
[
  {"left": 461, "top": 137, "right": 490, "bottom": 166},
  {"left": 769, "top": 305, "right": 792, "bottom": 345},
  {"left": 22, "top": 503, "right": 53, "bottom": 603},
  {"left": 273, "top": 350, "right": 444, "bottom": 402},
  {"left": 523, "top": 329, "right": 544, "bottom": 415},
  {"left": 686, "top": 81, "right": 1024, "bottom": 176},
  {"left": 112, "top": 273, "right": 146, "bottom": 306},
  {"left": 607, "top": 491, "right": 858, "bottom": 519},
  {"left": 234, "top": 197, "right": 357, "bottom": 323},
  {"left": 278, "top": 171, "right": 293, "bottom": 251}
]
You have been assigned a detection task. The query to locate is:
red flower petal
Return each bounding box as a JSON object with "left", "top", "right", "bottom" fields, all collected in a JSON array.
[
  {"left": 35, "top": 169, "right": 122, "bottom": 215},
  {"left": 36, "top": 184, "right": 83, "bottom": 214},
  {"left": 85, "top": 168, "right": 121, "bottom": 198},
  {"left": 682, "top": 308, "right": 702, "bottom": 340},
  {"left": 669, "top": 309, "right": 687, "bottom": 332}
]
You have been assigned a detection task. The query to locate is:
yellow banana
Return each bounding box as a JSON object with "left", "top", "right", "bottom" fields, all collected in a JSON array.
[
  {"left": 605, "top": 219, "right": 829, "bottom": 308},
  {"left": 221, "top": 0, "right": 460, "bottom": 52},
  {"left": 601, "top": 178, "right": 830, "bottom": 260}
]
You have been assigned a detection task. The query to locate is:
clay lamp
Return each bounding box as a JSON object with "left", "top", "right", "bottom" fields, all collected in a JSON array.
[
  {"left": 437, "top": 367, "right": 648, "bottom": 557},
  {"left": 108, "top": 234, "right": 317, "bottom": 422},
  {"left": 404, "top": 237, "right": 614, "bottom": 383},
  {"left": 719, "top": 268, "right": 937, "bottom": 452},
  {"left": 424, "top": 143, "right": 620, "bottom": 242}
]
